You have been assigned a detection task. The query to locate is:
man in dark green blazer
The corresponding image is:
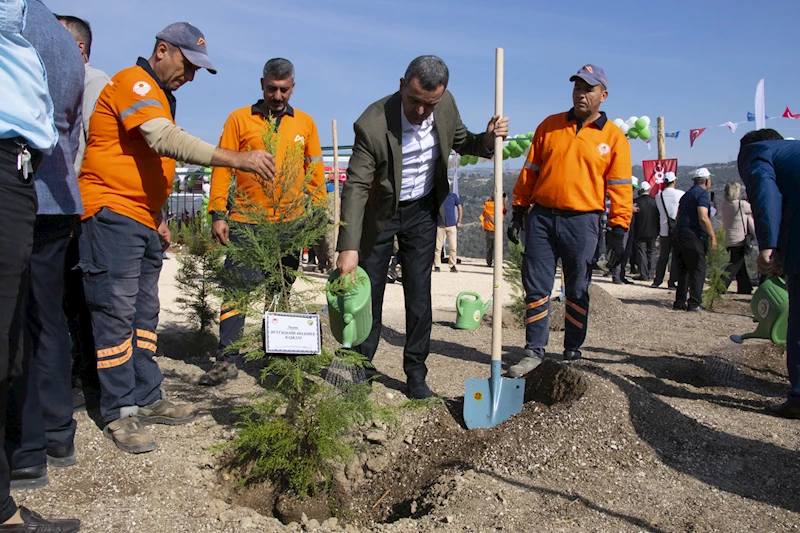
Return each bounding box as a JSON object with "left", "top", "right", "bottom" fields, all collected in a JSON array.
[{"left": 336, "top": 55, "right": 508, "bottom": 398}]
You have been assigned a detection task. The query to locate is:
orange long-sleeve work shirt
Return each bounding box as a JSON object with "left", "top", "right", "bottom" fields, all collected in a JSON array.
[
  {"left": 512, "top": 109, "right": 633, "bottom": 229},
  {"left": 208, "top": 101, "right": 326, "bottom": 224}
]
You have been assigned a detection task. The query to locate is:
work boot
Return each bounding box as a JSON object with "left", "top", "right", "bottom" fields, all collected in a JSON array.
[
  {"left": 46, "top": 444, "right": 76, "bottom": 468},
  {"left": 563, "top": 349, "right": 582, "bottom": 361},
  {"left": 198, "top": 361, "right": 238, "bottom": 386},
  {"left": 507, "top": 350, "right": 543, "bottom": 378},
  {"left": 103, "top": 416, "right": 156, "bottom": 454},
  {"left": 0, "top": 506, "right": 81, "bottom": 532},
  {"left": 612, "top": 277, "right": 624, "bottom": 285},
  {"left": 138, "top": 399, "right": 197, "bottom": 426},
  {"left": 766, "top": 401, "right": 800, "bottom": 419},
  {"left": 450, "top": 266, "right": 458, "bottom": 273},
  {"left": 433, "top": 267, "right": 441, "bottom": 273},
  {"left": 10, "top": 464, "right": 49, "bottom": 490},
  {"left": 407, "top": 379, "right": 434, "bottom": 400}
]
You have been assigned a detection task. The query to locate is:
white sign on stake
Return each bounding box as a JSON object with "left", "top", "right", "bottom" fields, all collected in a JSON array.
[{"left": 264, "top": 312, "right": 321, "bottom": 355}]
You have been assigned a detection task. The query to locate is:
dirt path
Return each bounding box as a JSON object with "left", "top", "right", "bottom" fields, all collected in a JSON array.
[{"left": 15, "top": 255, "right": 800, "bottom": 532}]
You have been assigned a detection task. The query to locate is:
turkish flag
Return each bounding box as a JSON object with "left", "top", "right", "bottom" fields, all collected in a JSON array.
[
  {"left": 689, "top": 128, "right": 706, "bottom": 148},
  {"left": 783, "top": 106, "right": 800, "bottom": 119},
  {"left": 642, "top": 159, "right": 678, "bottom": 196}
]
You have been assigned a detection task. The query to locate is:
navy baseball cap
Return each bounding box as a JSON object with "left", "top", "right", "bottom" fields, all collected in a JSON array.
[
  {"left": 156, "top": 22, "right": 217, "bottom": 74},
  {"left": 570, "top": 64, "right": 607, "bottom": 88}
]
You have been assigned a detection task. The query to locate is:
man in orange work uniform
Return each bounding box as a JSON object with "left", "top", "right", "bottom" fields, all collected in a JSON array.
[
  {"left": 200, "top": 58, "right": 326, "bottom": 386},
  {"left": 480, "top": 193, "right": 507, "bottom": 267},
  {"left": 77, "top": 23, "right": 277, "bottom": 454},
  {"left": 507, "top": 64, "right": 632, "bottom": 375}
]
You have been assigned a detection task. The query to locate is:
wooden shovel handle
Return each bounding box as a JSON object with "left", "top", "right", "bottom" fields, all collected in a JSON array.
[{"left": 491, "top": 48, "right": 504, "bottom": 363}]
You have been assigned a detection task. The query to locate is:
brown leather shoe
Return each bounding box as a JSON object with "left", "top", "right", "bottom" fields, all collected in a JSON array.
[
  {"left": 103, "top": 416, "right": 156, "bottom": 454},
  {"left": 138, "top": 399, "right": 196, "bottom": 425},
  {"left": 0, "top": 506, "right": 80, "bottom": 532}
]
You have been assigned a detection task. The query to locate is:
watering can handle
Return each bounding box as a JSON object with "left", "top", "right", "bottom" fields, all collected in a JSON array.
[
  {"left": 456, "top": 291, "right": 480, "bottom": 313},
  {"left": 342, "top": 313, "right": 354, "bottom": 348}
]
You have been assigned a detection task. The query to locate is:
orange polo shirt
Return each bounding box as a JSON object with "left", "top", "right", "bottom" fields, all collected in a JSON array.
[
  {"left": 208, "top": 102, "right": 326, "bottom": 224},
  {"left": 512, "top": 109, "right": 633, "bottom": 229},
  {"left": 79, "top": 61, "right": 177, "bottom": 229}
]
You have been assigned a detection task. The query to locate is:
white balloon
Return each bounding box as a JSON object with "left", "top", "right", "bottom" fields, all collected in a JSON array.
[
  {"left": 626, "top": 116, "right": 638, "bottom": 128},
  {"left": 202, "top": 174, "right": 210, "bottom": 183},
  {"left": 613, "top": 118, "right": 625, "bottom": 128},
  {"left": 202, "top": 183, "right": 211, "bottom": 195},
  {"left": 620, "top": 123, "right": 630, "bottom": 134},
  {"left": 641, "top": 116, "right": 651, "bottom": 127},
  {"left": 178, "top": 181, "right": 186, "bottom": 192}
]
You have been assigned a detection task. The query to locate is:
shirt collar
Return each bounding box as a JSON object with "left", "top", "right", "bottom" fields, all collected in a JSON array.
[
  {"left": 400, "top": 104, "right": 434, "bottom": 133},
  {"left": 567, "top": 108, "right": 607, "bottom": 130},
  {"left": 136, "top": 57, "right": 176, "bottom": 119},
  {"left": 251, "top": 100, "right": 294, "bottom": 129}
]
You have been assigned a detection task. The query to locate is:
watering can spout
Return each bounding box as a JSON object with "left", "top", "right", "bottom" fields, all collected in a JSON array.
[{"left": 482, "top": 298, "right": 493, "bottom": 314}]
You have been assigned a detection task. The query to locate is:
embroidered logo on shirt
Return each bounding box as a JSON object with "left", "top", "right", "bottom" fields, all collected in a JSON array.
[
  {"left": 597, "top": 143, "right": 610, "bottom": 156},
  {"left": 133, "top": 81, "right": 152, "bottom": 96},
  {"left": 294, "top": 135, "right": 305, "bottom": 144}
]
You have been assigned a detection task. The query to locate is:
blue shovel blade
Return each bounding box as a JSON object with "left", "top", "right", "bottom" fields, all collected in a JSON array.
[{"left": 463, "top": 373, "right": 525, "bottom": 429}]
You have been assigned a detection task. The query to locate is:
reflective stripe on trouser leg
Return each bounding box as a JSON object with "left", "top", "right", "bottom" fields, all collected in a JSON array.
[
  {"left": 555, "top": 211, "right": 599, "bottom": 352},
  {"left": 522, "top": 209, "right": 558, "bottom": 355}
]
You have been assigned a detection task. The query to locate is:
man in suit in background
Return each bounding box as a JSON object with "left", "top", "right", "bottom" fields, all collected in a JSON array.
[{"left": 337, "top": 55, "right": 508, "bottom": 398}]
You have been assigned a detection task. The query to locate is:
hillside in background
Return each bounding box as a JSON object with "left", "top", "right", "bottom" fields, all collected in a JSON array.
[{"left": 450, "top": 161, "right": 743, "bottom": 260}]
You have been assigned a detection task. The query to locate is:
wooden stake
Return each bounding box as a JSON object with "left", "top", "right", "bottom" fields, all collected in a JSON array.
[
  {"left": 657, "top": 116, "right": 666, "bottom": 160},
  {"left": 332, "top": 120, "right": 340, "bottom": 264}
]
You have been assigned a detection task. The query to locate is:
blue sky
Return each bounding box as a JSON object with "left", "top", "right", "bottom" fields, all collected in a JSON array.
[{"left": 44, "top": 0, "right": 800, "bottom": 166}]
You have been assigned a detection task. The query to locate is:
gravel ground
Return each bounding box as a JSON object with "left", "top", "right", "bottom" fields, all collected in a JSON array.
[{"left": 14, "top": 255, "right": 800, "bottom": 532}]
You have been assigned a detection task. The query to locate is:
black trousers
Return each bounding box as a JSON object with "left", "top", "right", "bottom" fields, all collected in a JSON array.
[
  {"left": 0, "top": 142, "right": 38, "bottom": 522},
  {"left": 674, "top": 230, "right": 707, "bottom": 308},
  {"left": 6, "top": 215, "right": 76, "bottom": 470},
  {"left": 725, "top": 245, "right": 753, "bottom": 294},
  {"left": 653, "top": 235, "right": 678, "bottom": 287},
  {"left": 65, "top": 233, "right": 98, "bottom": 390},
  {"left": 358, "top": 192, "right": 437, "bottom": 382},
  {"left": 635, "top": 238, "right": 657, "bottom": 279}
]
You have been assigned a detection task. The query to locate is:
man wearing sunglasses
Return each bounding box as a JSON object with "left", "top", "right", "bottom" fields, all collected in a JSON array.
[{"left": 77, "top": 23, "right": 277, "bottom": 454}]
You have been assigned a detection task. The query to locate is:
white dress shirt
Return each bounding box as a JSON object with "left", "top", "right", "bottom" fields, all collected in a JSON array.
[{"left": 399, "top": 106, "right": 440, "bottom": 201}]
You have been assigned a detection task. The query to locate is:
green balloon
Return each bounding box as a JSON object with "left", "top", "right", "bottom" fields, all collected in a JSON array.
[
  {"left": 187, "top": 176, "right": 196, "bottom": 189},
  {"left": 519, "top": 139, "right": 531, "bottom": 149},
  {"left": 470, "top": 155, "right": 480, "bottom": 165},
  {"left": 639, "top": 127, "right": 652, "bottom": 141},
  {"left": 173, "top": 180, "right": 180, "bottom": 192},
  {"left": 527, "top": 132, "right": 534, "bottom": 138},
  {"left": 502, "top": 146, "right": 510, "bottom": 158},
  {"left": 507, "top": 140, "right": 519, "bottom": 152},
  {"left": 628, "top": 128, "right": 639, "bottom": 139},
  {"left": 510, "top": 145, "right": 524, "bottom": 158},
  {"left": 460, "top": 155, "right": 469, "bottom": 166},
  {"left": 635, "top": 118, "right": 647, "bottom": 130}
]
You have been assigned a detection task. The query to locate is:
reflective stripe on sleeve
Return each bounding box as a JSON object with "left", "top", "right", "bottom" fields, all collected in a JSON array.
[
  {"left": 523, "top": 161, "right": 540, "bottom": 172},
  {"left": 120, "top": 99, "right": 163, "bottom": 120},
  {"left": 607, "top": 179, "right": 632, "bottom": 186},
  {"left": 305, "top": 156, "right": 323, "bottom": 163}
]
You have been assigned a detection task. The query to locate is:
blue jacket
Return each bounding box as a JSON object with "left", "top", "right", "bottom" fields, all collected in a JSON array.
[
  {"left": 21, "top": 0, "right": 84, "bottom": 215},
  {"left": 737, "top": 139, "right": 800, "bottom": 275}
]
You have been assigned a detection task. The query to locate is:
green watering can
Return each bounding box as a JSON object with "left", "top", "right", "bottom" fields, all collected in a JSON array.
[
  {"left": 326, "top": 267, "right": 372, "bottom": 348},
  {"left": 731, "top": 276, "right": 789, "bottom": 345},
  {"left": 455, "top": 292, "right": 492, "bottom": 330}
]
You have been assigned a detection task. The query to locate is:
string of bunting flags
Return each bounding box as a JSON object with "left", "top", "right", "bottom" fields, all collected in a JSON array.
[{"left": 663, "top": 107, "right": 798, "bottom": 147}]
